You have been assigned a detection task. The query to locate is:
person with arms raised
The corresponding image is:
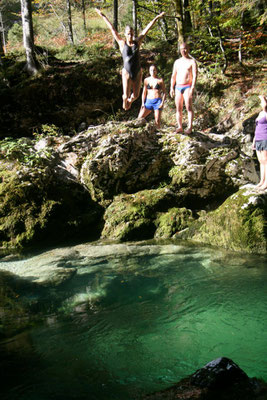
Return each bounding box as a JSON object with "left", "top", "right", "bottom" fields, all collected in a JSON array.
[{"left": 95, "top": 8, "right": 165, "bottom": 110}]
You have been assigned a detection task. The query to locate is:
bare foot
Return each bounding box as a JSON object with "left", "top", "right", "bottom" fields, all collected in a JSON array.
[
  {"left": 122, "top": 96, "right": 128, "bottom": 110},
  {"left": 184, "top": 127, "right": 192, "bottom": 134},
  {"left": 125, "top": 100, "right": 131, "bottom": 110},
  {"left": 176, "top": 127, "right": 183, "bottom": 133},
  {"left": 259, "top": 185, "right": 267, "bottom": 191},
  {"left": 256, "top": 182, "right": 264, "bottom": 188}
]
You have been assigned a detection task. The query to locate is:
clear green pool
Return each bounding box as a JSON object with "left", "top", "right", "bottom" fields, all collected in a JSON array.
[{"left": 0, "top": 242, "right": 267, "bottom": 399}]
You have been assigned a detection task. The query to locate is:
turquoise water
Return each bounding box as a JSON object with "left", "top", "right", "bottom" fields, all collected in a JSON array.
[{"left": 0, "top": 242, "right": 267, "bottom": 399}]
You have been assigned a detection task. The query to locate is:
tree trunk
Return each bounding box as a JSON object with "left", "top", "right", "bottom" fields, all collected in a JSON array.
[
  {"left": 132, "top": 0, "right": 137, "bottom": 37},
  {"left": 0, "top": 9, "right": 6, "bottom": 54},
  {"left": 184, "top": 0, "right": 192, "bottom": 32},
  {"left": 113, "top": 0, "right": 118, "bottom": 49},
  {"left": 82, "top": 0, "right": 86, "bottom": 32},
  {"left": 172, "top": 0, "right": 185, "bottom": 44},
  {"left": 66, "top": 0, "right": 74, "bottom": 44},
  {"left": 20, "top": 0, "right": 38, "bottom": 75},
  {"left": 217, "top": 25, "right": 228, "bottom": 73}
]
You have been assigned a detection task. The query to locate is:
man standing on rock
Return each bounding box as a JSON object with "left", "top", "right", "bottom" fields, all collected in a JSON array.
[{"left": 170, "top": 43, "right": 198, "bottom": 134}]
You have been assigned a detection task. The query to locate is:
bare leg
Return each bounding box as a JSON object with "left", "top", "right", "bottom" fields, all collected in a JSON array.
[
  {"left": 138, "top": 106, "right": 151, "bottom": 120},
  {"left": 184, "top": 88, "right": 194, "bottom": 134},
  {"left": 175, "top": 91, "right": 184, "bottom": 132},
  {"left": 257, "top": 150, "right": 267, "bottom": 189},
  {"left": 128, "top": 69, "right": 142, "bottom": 109},
  {"left": 154, "top": 109, "right": 162, "bottom": 128},
  {"left": 122, "top": 68, "right": 132, "bottom": 110},
  {"left": 256, "top": 151, "right": 265, "bottom": 187}
]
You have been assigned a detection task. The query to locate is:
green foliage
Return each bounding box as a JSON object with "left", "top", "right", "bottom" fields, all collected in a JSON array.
[
  {"left": 0, "top": 124, "right": 61, "bottom": 167},
  {"left": 33, "top": 123, "right": 62, "bottom": 140},
  {"left": 7, "top": 23, "right": 23, "bottom": 47},
  {"left": 53, "top": 42, "right": 108, "bottom": 61}
]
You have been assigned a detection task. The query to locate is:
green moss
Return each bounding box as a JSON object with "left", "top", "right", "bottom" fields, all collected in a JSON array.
[
  {"left": 155, "top": 207, "right": 194, "bottom": 238},
  {"left": 101, "top": 187, "right": 178, "bottom": 241},
  {"left": 0, "top": 164, "right": 103, "bottom": 252},
  {"left": 169, "top": 165, "right": 190, "bottom": 186},
  {"left": 191, "top": 188, "right": 267, "bottom": 254}
]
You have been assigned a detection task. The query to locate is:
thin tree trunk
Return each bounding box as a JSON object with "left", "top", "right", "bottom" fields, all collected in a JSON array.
[
  {"left": 184, "top": 0, "right": 192, "bottom": 32},
  {"left": 82, "top": 0, "right": 86, "bottom": 32},
  {"left": 66, "top": 0, "right": 74, "bottom": 44},
  {"left": 20, "top": 0, "right": 38, "bottom": 75},
  {"left": 217, "top": 25, "right": 228, "bottom": 73},
  {"left": 0, "top": 9, "right": 6, "bottom": 54},
  {"left": 132, "top": 0, "right": 137, "bottom": 37},
  {"left": 113, "top": 0, "right": 118, "bottom": 49},
  {"left": 172, "top": 0, "right": 185, "bottom": 44}
]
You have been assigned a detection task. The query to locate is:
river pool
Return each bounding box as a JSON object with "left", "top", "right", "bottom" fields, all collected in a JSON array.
[{"left": 0, "top": 241, "right": 266, "bottom": 399}]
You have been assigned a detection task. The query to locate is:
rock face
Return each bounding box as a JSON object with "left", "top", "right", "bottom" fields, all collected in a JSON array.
[
  {"left": 177, "top": 184, "right": 267, "bottom": 254},
  {"left": 0, "top": 121, "right": 265, "bottom": 254},
  {"left": 143, "top": 357, "right": 267, "bottom": 399}
]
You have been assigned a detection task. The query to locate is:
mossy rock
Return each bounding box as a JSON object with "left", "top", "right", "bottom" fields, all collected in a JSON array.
[
  {"left": 101, "top": 187, "right": 179, "bottom": 241},
  {"left": 155, "top": 207, "right": 195, "bottom": 239},
  {"left": 80, "top": 127, "right": 171, "bottom": 204},
  {"left": 182, "top": 186, "right": 267, "bottom": 254},
  {"left": 0, "top": 166, "right": 103, "bottom": 252}
]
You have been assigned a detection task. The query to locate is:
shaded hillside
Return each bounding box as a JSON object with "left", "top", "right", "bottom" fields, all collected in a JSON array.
[{"left": 0, "top": 53, "right": 122, "bottom": 138}]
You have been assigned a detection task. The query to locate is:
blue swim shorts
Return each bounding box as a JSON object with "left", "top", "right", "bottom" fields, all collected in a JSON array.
[
  {"left": 175, "top": 84, "right": 191, "bottom": 94},
  {"left": 255, "top": 140, "right": 267, "bottom": 151},
  {"left": 145, "top": 98, "right": 162, "bottom": 111}
]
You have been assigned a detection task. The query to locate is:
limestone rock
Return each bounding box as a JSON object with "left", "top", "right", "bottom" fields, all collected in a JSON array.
[
  {"left": 0, "top": 121, "right": 265, "bottom": 254},
  {"left": 80, "top": 125, "right": 171, "bottom": 203},
  {"left": 177, "top": 184, "right": 267, "bottom": 254},
  {"left": 101, "top": 188, "right": 180, "bottom": 241}
]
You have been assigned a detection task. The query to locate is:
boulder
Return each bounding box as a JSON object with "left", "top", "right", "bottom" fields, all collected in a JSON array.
[
  {"left": 80, "top": 123, "right": 172, "bottom": 203},
  {"left": 101, "top": 187, "right": 182, "bottom": 241},
  {"left": 177, "top": 185, "right": 267, "bottom": 254},
  {"left": 0, "top": 160, "right": 103, "bottom": 251},
  {"left": 143, "top": 357, "right": 267, "bottom": 400}
]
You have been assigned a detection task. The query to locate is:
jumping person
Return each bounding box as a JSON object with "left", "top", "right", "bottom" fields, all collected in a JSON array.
[
  {"left": 138, "top": 65, "right": 166, "bottom": 128},
  {"left": 170, "top": 43, "right": 198, "bottom": 134},
  {"left": 252, "top": 95, "right": 267, "bottom": 190},
  {"left": 95, "top": 8, "right": 165, "bottom": 110}
]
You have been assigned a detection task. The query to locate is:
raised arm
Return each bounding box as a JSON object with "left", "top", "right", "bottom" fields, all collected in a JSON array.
[
  {"left": 95, "top": 8, "right": 124, "bottom": 49},
  {"left": 137, "top": 12, "right": 165, "bottom": 45}
]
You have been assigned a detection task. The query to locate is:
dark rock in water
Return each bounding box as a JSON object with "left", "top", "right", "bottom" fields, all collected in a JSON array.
[
  {"left": 142, "top": 357, "right": 267, "bottom": 400},
  {"left": 190, "top": 357, "right": 249, "bottom": 388}
]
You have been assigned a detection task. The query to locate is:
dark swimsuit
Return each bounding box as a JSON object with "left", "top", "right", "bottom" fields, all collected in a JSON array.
[
  {"left": 122, "top": 41, "right": 141, "bottom": 80},
  {"left": 147, "top": 82, "right": 161, "bottom": 90}
]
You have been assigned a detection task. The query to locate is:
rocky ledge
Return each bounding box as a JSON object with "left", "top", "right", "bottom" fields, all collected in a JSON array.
[{"left": 0, "top": 120, "right": 266, "bottom": 254}]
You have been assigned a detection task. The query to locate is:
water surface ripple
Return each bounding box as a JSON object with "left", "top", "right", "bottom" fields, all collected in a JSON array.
[{"left": 0, "top": 242, "right": 267, "bottom": 399}]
